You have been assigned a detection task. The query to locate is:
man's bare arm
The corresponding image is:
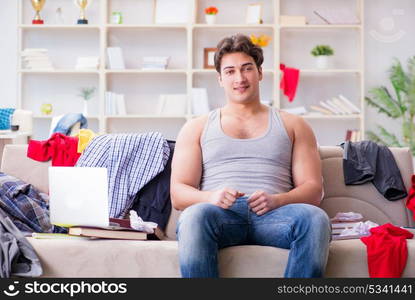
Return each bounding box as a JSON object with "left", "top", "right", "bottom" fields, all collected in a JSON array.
[
  {"left": 170, "top": 117, "right": 212, "bottom": 211},
  {"left": 277, "top": 115, "right": 323, "bottom": 206}
]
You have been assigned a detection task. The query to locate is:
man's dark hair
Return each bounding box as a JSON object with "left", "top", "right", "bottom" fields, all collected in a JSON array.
[{"left": 214, "top": 33, "right": 264, "bottom": 74}]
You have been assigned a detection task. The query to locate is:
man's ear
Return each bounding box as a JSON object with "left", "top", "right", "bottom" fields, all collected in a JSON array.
[
  {"left": 258, "top": 66, "right": 263, "bottom": 81},
  {"left": 218, "top": 73, "right": 224, "bottom": 87}
]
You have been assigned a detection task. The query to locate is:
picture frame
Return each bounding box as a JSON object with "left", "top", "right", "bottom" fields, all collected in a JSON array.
[
  {"left": 246, "top": 3, "right": 262, "bottom": 24},
  {"left": 154, "top": 0, "right": 190, "bottom": 24},
  {"left": 203, "top": 48, "right": 217, "bottom": 69}
]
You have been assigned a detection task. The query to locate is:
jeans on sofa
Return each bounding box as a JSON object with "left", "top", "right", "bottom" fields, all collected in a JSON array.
[{"left": 177, "top": 196, "right": 331, "bottom": 278}]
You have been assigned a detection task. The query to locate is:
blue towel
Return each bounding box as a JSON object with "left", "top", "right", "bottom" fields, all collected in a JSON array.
[{"left": 0, "top": 108, "right": 15, "bottom": 130}]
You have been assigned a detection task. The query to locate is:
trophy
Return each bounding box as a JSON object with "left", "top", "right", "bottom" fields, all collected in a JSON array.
[
  {"left": 31, "top": 0, "right": 46, "bottom": 24},
  {"left": 74, "top": 0, "right": 92, "bottom": 24}
]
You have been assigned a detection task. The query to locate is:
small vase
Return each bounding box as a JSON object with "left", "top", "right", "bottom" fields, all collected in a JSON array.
[
  {"left": 315, "top": 56, "right": 330, "bottom": 69},
  {"left": 83, "top": 100, "right": 88, "bottom": 116},
  {"left": 205, "top": 14, "right": 216, "bottom": 25}
]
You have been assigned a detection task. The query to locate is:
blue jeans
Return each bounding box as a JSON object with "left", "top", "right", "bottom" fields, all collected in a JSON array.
[{"left": 176, "top": 196, "right": 331, "bottom": 278}]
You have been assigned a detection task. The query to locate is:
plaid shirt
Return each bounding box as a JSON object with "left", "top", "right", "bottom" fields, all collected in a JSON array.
[
  {"left": 76, "top": 132, "right": 170, "bottom": 218},
  {"left": 0, "top": 172, "right": 66, "bottom": 233}
]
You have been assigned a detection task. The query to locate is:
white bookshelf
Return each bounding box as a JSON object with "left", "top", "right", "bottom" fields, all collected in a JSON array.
[{"left": 17, "top": 0, "right": 365, "bottom": 144}]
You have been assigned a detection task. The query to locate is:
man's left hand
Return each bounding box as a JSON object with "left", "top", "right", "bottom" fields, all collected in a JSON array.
[{"left": 248, "top": 190, "right": 282, "bottom": 215}]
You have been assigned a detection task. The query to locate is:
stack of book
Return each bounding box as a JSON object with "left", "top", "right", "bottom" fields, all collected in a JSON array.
[
  {"left": 21, "top": 48, "right": 54, "bottom": 70},
  {"left": 310, "top": 95, "right": 360, "bottom": 115},
  {"left": 141, "top": 56, "right": 170, "bottom": 70},
  {"left": 75, "top": 56, "right": 100, "bottom": 70},
  {"left": 345, "top": 129, "right": 361, "bottom": 142},
  {"left": 280, "top": 15, "right": 306, "bottom": 26},
  {"left": 107, "top": 47, "right": 125, "bottom": 69},
  {"left": 31, "top": 218, "right": 148, "bottom": 240},
  {"left": 105, "top": 91, "right": 126, "bottom": 115}
]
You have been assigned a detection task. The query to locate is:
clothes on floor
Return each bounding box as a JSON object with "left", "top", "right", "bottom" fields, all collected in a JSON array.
[
  {"left": 280, "top": 64, "right": 300, "bottom": 102},
  {"left": 340, "top": 140, "right": 407, "bottom": 201},
  {"left": 74, "top": 128, "right": 98, "bottom": 153},
  {"left": 361, "top": 223, "right": 413, "bottom": 278},
  {"left": 76, "top": 132, "right": 170, "bottom": 218},
  {"left": 0, "top": 207, "right": 42, "bottom": 278},
  {"left": 52, "top": 113, "right": 88, "bottom": 136},
  {"left": 0, "top": 172, "right": 66, "bottom": 234},
  {"left": 27, "top": 133, "right": 81, "bottom": 166},
  {"left": 131, "top": 140, "right": 175, "bottom": 231},
  {"left": 406, "top": 174, "right": 415, "bottom": 221},
  {"left": 0, "top": 108, "right": 15, "bottom": 130}
]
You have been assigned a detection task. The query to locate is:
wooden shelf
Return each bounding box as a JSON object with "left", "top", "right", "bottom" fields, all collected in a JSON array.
[
  {"left": 19, "top": 24, "right": 100, "bottom": 30},
  {"left": 105, "top": 115, "right": 188, "bottom": 119},
  {"left": 105, "top": 69, "right": 187, "bottom": 74},
  {"left": 280, "top": 24, "right": 361, "bottom": 29},
  {"left": 19, "top": 69, "right": 99, "bottom": 74}
]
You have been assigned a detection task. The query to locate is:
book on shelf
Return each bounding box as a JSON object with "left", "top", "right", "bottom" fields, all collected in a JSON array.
[
  {"left": 310, "top": 105, "right": 332, "bottom": 115},
  {"left": 327, "top": 99, "right": 346, "bottom": 114},
  {"left": 107, "top": 47, "right": 125, "bottom": 69},
  {"left": 68, "top": 226, "right": 147, "bottom": 240},
  {"left": 319, "top": 101, "right": 340, "bottom": 115},
  {"left": 116, "top": 94, "right": 126, "bottom": 115},
  {"left": 281, "top": 106, "right": 308, "bottom": 115},
  {"left": 332, "top": 97, "right": 352, "bottom": 114},
  {"left": 345, "top": 129, "right": 361, "bottom": 142},
  {"left": 141, "top": 56, "right": 170, "bottom": 70},
  {"left": 105, "top": 91, "right": 127, "bottom": 115},
  {"left": 191, "top": 88, "right": 210, "bottom": 116},
  {"left": 339, "top": 94, "right": 361, "bottom": 113},
  {"left": 280, "top": 15, "right": 306, "bottom": 26},
  {"left": 22, "top": 48, "right": 54, "bottom": 70}
]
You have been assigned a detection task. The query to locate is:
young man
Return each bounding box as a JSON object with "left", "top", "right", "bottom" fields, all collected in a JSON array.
[{"left": 170, "top": 34, "right": 331, "bottom": 278}]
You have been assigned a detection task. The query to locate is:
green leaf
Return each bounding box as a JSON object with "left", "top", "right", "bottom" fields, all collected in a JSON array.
[
  {"left": 389, "top": 58, "right": 408, "bottom": 109},
  {"left": 376, "top": 125, "right": 402, "bottom": 147},
  {"left": 366, "top": 87, "right": 403, "bottom": 118}
]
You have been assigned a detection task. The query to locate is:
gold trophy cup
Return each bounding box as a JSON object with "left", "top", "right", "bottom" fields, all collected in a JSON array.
[
  {"left": 31, "top": 0, "right": 46, "bottom": 24},
  {"left": 74, "top": 0, "right": 92, "bottom": 24}
]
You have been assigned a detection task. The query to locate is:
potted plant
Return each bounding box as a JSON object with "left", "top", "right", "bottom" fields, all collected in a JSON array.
[
  {"left": 78, "top": 87, "right": 96, "bottom": 116},
  {"left": 311, "top": 45, "right": 334, "bottom": 69},
  {"left": 204, "top": 6, "right": 218, "bottom": 25},
  {"left": 365, "top": 56, "right": 415, "bottom": 157}
]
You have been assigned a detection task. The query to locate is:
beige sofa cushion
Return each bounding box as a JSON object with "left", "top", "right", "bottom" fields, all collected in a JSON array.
[
  {"left": 1, "top": 144, "right": 50, "bottom": 194},
  {"left": 27, "top": 237, "right": 415, "bottom": 278}
]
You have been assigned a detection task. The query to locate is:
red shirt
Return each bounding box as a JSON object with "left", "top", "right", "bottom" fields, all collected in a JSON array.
[{"left": 27, "top": 133, "right": 81, "bottom": 167}]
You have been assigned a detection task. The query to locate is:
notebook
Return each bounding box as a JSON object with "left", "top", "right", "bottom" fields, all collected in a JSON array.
[{"left": 49, "top": 167, "right": 110, "bottom": 228}]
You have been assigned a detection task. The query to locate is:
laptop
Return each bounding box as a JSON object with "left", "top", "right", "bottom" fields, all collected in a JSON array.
[{"left": 49, "top": 167, "right": 109, "bottom": 228}]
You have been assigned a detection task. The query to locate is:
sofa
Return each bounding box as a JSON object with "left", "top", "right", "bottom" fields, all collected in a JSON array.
[{"left": 1, "top": 144, "right": 415, "bottom": 277}]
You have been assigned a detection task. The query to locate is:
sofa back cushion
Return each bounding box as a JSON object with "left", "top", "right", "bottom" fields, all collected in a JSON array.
[
  {"left": 1, "top": 144, "right": 50, "bottom": 194},
  {"left": 164, "top": 146, "right": 414, "bottom": 240}
]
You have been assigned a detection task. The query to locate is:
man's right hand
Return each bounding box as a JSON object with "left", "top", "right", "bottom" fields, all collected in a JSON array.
[{"left": 208, "top": 188, "right": 245, "bottom": 209}]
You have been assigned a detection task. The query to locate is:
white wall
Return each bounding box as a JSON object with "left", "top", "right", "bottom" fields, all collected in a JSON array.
[
  {"left": 1, "top": 0, "right": 414, "bottom": 141},
  {"left": 365, "top": 0, "right": 415, "bottom": 141},
  {"left": 0, "top": 0, "right": 17, "bottom": 108}
]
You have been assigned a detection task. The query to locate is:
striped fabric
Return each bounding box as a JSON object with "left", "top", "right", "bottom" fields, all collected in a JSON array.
[
  {"left": 0, "top": 108, "right": 15, "bottom": 130},
  {"left": 76, "top": 132, "right": 170, "bottom": 218},
  {"left": 0, "top": 172, "right": 66, "bottom": 233}
]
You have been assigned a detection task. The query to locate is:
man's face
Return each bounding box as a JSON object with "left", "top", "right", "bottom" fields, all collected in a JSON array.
[{"left": 218, "top": 52, "right": 263, "bottom": 104}]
